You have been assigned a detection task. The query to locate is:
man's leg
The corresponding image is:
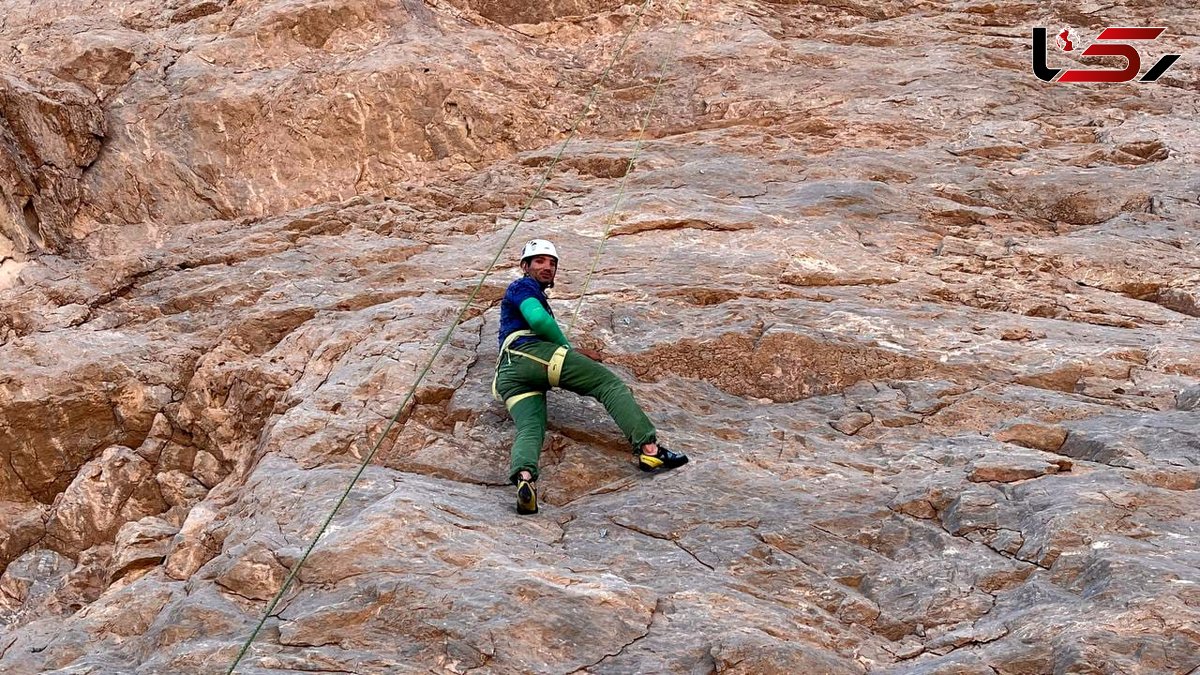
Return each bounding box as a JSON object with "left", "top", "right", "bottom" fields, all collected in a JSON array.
[
  {"left": 507, "top": 393, "right": 548, "bottom": 484},
  {"left": 556, "top": 349, "right": 688, "bottom": 471},
  {"left": 556, "top": 350, "right": 657, "bottom": 450},
  {"left": 496, "top": 344, "right": 551, "bottom": 484}
]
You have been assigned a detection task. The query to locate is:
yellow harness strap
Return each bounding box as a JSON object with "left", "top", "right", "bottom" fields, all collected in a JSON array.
[
  {"left": 504, "top": 391, "right": 542, "bottom": 411},
  {"left": 493, "top": 331, "right": 570, "bottom": 401},
  {"left": 499, "top": 330, "right": 537, "bottom": 355},
  {"left": 493, "top": 330, "right": 538, "bottom": 401},
  {"left": 507, "top": 349, "right": 551, "bottom": 366},
  {"left": 547, "top": 346, "right": 568, "bottom": 388}
]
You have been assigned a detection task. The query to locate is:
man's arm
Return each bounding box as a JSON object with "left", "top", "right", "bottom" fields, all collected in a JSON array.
[{"left": 518, "top": 297, "right": 570, "bottom": 347}]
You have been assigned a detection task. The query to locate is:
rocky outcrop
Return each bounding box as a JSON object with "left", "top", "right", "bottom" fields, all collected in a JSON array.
[
  {"left": 0, "top": 73, "right": 104, "bottom": 259},
  {"left": 1, "top": 0, "right": 1198, "bottom": 673}
]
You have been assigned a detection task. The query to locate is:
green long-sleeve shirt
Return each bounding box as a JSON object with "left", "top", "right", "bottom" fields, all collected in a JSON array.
[{"left": 519, "top": 297, "right": 570, "bottom": 347}]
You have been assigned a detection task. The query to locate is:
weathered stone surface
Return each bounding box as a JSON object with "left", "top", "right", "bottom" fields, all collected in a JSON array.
[
  {"left": 43, "top": 543, "right": 114, "bottom": 619},
  {"left": 0, "top": 72, "right": 105, "bottom": 260},
  {"left": 832, "top": 411, "right": 874, "bottom": 436},
  {"left": 0, "top": 335, "right": 181, "bottom": 504},
  {"left": 993, "top": 419, "right": 1068, "bottom": 453},
  {"left": 710, "top": 627, "right": 866, "bottom": 674},
  {"left": 0, "top": 502, "right": 46, "bottom": 575},
  {"left": 212, "top": 540, "right": 290, "bottom": 602},
  {"left": 155, "top": 470, "right": 209, "bottom": 518},
  {"left": 164, "top": 501, "right": 225, "bottom": 582},
  {"left": 966, "top": 453, "right": 1070, "bottom": 484},
  {"left": 1, "top": 0, "right": 1199, "bottom": 672},
  {"left": 0, "top": 549, "right": 74, "bottom": 628},
  {"left": 1178, "top": 384, "right": 1200, "bottom": 412},
  {"left": 110, "top": 516, "right": 179, "bottom": 582},
  {"left": 1059, "top": 411, "right": 1200, "bottom": 490},
  {"left": 44, "top": 445, "right": 168, "bottom": 557}
]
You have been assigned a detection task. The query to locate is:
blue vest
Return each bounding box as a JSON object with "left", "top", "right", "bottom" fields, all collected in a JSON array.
[{"left": 498, "top": 276, "right": 553, "bottom": 349}]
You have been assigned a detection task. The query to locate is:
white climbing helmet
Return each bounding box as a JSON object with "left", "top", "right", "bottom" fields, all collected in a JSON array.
[{"left": 520, "top": 239, "right": 558, "bottom": 263}]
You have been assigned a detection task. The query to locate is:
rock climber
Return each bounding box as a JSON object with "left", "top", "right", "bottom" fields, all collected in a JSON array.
[{"left": 492, "top": 239, "right": 688, "bottom": 514}]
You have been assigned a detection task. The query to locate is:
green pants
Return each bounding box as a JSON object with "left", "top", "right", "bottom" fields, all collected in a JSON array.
[{"left": 494, "top": 340, "right": 657, "bottom": 483}]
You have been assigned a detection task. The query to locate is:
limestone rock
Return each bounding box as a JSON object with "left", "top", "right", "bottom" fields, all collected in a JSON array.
[
  {"left": 0, "top": 72, "right": 105, "bottom": 259},
  {"left": 966, "top": 452, "right": 1070, "bottom": 484},
  {"left": 110, "top": 516, "right": 179, "bottom": 582},
  {"left": 1178, "top": 384, "right": 1200, "bottom": 411},
  {"left": 155, "top": 470, "right": 209, "bottom": 516},
  {"left": 0, "top": 501, "right": 46, "bottom": 575},
  {"left": 0, "top": 337, "right": 175, "bottom": 504},
  {"left": 164, "top": 496, "right": 231, "bottom": 582},
  {"left": 0, "top": 549, "right": 75, "bottom": 627},
  {"left": 710, "top": 628, "right": 865, "bottom": 674},
  {"left": 992, "top": 419, "right": 1068, "bottom": 452},
  {"left": 210, "top": 540, "right": 290, "bottom": 603},
  {"left": 0, "top": 0, "right": 1199, "bottom": 672},
  {"left": 831, "top": 411, "right": 873, "bottom": 435},
  {"left": 44, "top": 445, "right": 168, "bottom": 556}
]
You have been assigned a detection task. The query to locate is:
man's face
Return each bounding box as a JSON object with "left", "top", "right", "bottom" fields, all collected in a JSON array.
[{"left": 523, "top": 255, "right": 558, "bottom": 285}]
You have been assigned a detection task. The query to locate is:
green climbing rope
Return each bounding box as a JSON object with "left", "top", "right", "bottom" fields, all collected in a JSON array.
[
  {"left": 567, "top": 2, "right": 692, "bottom": 337},
  {"left": 225, "top": 0, "right": 667, "bottom": 672}
]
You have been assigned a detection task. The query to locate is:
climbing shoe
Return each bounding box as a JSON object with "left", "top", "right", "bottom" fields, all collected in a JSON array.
[
  {"left": 637, "top": 447, "right": 689, "bottom": 473},
  {"left": 516, "top": 480, "right": 539, "bottom": 515}
]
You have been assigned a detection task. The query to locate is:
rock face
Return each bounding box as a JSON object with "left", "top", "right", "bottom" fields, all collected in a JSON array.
[
  {"left": 2, "top": 0, "right": 1199, "bottom": 673},
  {"left": 0, "top": 73, "right": 105, "bottom": 258}
]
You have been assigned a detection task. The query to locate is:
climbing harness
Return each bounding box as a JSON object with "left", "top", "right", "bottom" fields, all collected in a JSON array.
[{"left": 491, "top": 328, "right": 568, "bottom": 408}]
